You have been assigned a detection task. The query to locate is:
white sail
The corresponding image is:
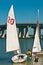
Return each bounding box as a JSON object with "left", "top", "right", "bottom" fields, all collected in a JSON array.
[
  {"left": 6, "top": 5, "right": 20, "bottom": 52},
  {"left": 32, "top": 23, "right": 41, "bottom": 53}
]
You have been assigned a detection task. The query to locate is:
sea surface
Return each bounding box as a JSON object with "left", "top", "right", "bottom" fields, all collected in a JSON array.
[{"left": 0, "top": 38, "right": 43, "bottom": 65}]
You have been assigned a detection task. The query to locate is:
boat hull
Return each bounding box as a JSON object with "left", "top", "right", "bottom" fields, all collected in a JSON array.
[
  {"left": 11, "top": 54, "right": 27, "bottom": 63},
  {"left": 37, "top": 52, "right": 43, "bottom": 56},
  {"left": 32, "top": 51, "right": 43, "bottom": 57}
]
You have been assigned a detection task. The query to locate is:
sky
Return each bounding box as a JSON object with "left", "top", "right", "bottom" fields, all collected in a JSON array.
[{"left": 0, "top": 0, "right": 43, "bottom": 24}]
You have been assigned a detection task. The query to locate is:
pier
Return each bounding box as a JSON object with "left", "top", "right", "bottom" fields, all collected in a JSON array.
[{"left": 0, "top": 22, "right": 43, "bottom": 38}]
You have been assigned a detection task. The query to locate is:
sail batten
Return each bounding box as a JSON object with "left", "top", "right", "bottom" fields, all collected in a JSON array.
[{"left": 6, "top": 5, "right": 20, "bottom": 52}]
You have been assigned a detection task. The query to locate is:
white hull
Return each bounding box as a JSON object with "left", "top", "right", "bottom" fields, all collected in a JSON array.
[
  {"left": 11, "top": 54, "right": 27, "bottom": 63},
  {"left": 37, "top": 51, "right": 43, "bottom": 55},
  {"left": 32, "top": 51, "right": 43, "bottom": 57}
]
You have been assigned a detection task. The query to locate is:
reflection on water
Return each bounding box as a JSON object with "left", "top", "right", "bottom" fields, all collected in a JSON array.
[
  {"left": 13, "top": 61, "right": 32, "bottom": 65},
  {"left": 13, "top": 61, "right": 33, "bottom": 65}
]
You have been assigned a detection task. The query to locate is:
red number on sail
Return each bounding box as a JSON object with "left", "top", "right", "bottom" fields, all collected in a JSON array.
[{"left": 8, "top": 17, "right": 14, "bottom": 25}]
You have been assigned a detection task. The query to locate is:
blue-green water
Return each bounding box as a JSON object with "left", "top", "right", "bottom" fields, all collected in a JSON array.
[
  {"left": 0, "top": 38, "right": 43, "bottom": 65},
  {"left": 0, "top": 38, "right": 33, "bottom": 59}
]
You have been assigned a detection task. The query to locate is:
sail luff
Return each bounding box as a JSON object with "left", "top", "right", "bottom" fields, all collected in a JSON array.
[{"left": 6, "top": 5, "right": 20, "bottom": 52}]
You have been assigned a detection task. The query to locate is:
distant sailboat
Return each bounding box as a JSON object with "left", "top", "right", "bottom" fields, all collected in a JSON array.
[{"left": 6, "top": 5, "right": 27, "bottom": 63}]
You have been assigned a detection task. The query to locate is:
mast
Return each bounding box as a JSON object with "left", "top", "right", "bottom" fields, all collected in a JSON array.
[
  {"left": 37, "top": 9, "right": 39, "bottom": 33},
  {"left": 37, "top": 9, "right": 39, "bottom": 22}
]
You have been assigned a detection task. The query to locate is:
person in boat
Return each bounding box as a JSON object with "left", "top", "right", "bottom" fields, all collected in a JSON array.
[
  {"left": 17, "top": 50, "right": 24, "bottom": 59},
  {"left": 18, "top": 55, "right": 24, "bottom": 59},
  {"left": 26, "top": 49, "right": 31, "bottom": 57}
]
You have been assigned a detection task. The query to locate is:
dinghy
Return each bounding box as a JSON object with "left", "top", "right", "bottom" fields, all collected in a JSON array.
[{"left": 6, "top": 5, "right": 27, "bottom": 63}]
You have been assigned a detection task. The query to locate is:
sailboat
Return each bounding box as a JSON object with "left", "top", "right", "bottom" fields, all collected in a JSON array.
[
  {"left": 32, "top": 9, "right": 43, "bottom": 57},
  {"left": 32, "top": 22, "right": 41, "bottom": 56},
  {"left": 6, "top": 5, "right": 27, "bottom": 63}
]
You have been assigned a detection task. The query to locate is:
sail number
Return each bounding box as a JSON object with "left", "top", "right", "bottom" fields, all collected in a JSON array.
[{"left": 8, "top": 17, "right": 14, "bottom": 25}]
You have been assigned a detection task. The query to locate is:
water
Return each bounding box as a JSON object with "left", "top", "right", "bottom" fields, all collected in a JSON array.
[{"left": 0, "top": 38, "right": 43, "bottom": 65}]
